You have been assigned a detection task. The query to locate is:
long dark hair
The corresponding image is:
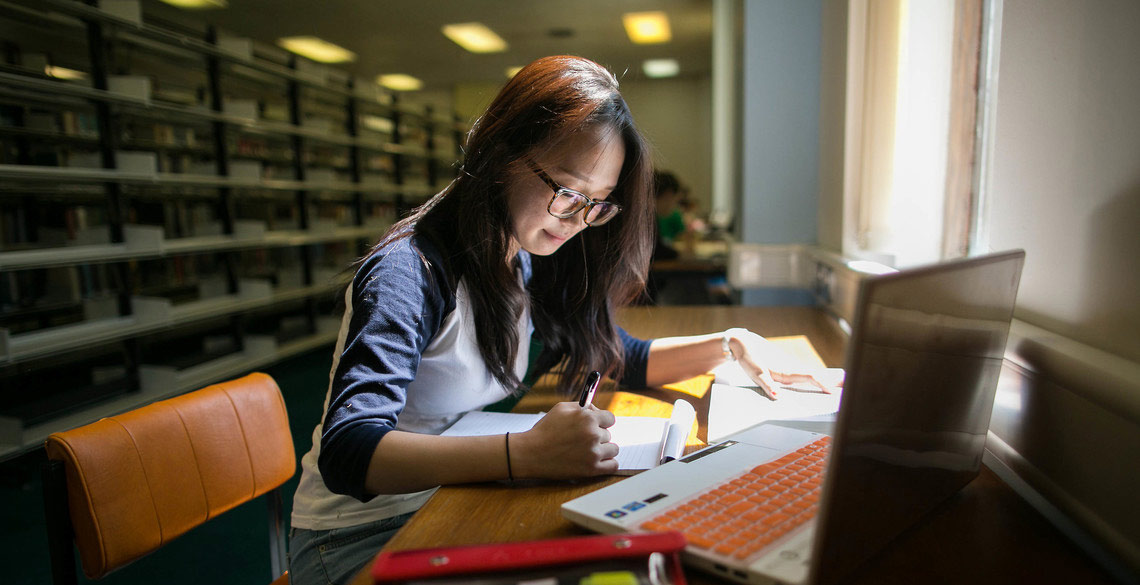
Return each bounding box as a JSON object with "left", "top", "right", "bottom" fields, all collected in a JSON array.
[{"left": 374, "top": 55, "right": 654, "bottom": 395}]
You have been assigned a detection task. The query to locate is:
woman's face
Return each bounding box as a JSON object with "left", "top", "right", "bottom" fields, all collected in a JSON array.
[{"left": 506, "top": 126, "right": 626, "bottom": 257}]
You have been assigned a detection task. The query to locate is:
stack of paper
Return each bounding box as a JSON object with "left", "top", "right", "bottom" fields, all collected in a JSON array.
[{"left": 708, "top": 361, "right": 844, "bottom": 443}]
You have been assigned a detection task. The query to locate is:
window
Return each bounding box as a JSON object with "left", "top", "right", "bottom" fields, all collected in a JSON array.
[{"left": 843, "top": 0, "right": 984, "bottom": 267}]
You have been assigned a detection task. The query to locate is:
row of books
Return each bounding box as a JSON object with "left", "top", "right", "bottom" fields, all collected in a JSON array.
[
  {"left": 0, "top": 306, "right": 337, "bottom": 427},
  {"left": 0, "top": 203, "right": 109, "bottom": 248},
  {"left": 0, "top": 106, "right": 101, "bottom": 139},
  {"left": 0, "top": 265, "right": 116, "bottom": 330},
  {"left": 0, "top": 198, "right": 390, "bottom": 252},
  {"left": 0, "top": 238, "right": 355, "bottom": 332}
]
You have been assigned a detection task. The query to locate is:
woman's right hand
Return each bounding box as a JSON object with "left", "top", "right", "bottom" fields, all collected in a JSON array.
[{"left": 510, "top": 402, "right": 619, "bottom": 479}]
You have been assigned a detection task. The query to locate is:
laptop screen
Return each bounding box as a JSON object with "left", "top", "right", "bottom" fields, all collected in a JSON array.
[{"left": 813, "top": 251, "right": 1025, "bottom": 584}]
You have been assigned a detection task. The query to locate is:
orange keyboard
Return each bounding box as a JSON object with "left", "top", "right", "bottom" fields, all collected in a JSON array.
[{"left": 640, "top": 436, "right": 831, "bottom": 560}]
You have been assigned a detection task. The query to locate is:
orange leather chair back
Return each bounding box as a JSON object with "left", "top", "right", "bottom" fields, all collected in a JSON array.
[{"left": 44, "top": 372, "right": 295, "bottom": 580}]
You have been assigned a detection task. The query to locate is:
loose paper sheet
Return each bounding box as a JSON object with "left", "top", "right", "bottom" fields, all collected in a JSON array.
[{"left": 708, "top": 361, "right": 844, "bottom": 443}]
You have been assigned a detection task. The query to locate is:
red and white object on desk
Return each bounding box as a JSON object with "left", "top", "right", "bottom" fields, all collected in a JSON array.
[{"left": 371, "top": 531, "right": 688, "bottom": 585}]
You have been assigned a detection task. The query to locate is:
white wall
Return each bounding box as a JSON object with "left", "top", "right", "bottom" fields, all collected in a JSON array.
[
  {"left": 620, "top": 76, "right": 714, "bottom": 212},
  {"left": 987, "top": 0, "right": 1140, "bottom": 363},
  {"left": 965, "top": 3, "right": 1140, "bottom": 574}
]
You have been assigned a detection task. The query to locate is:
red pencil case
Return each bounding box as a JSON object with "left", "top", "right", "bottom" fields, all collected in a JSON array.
[{"left": 371, "top": 531, "right": 687, "bottom": 585}]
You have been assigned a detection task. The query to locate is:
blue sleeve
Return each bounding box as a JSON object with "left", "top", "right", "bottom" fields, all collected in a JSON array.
[
  {"left": 317, "top": 236, "right": 453, "bottom": 501},
  {"left": 618, "top": 327, "right": 653, "bottom": 388}
]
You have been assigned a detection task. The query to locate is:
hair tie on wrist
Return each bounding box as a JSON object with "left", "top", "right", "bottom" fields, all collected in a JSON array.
[
  {"left": 722, "top": 331, "right": 736, "bottom": 362},
  {"left": 505, "top": 432, "right": 514, "bottom": 482}
]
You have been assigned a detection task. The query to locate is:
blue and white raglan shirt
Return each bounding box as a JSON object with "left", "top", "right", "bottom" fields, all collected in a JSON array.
[{"left": 290, "top": 233, "right": 653, "bottom": 530}]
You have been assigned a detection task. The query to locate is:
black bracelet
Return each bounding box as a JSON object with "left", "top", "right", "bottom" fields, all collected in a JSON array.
[{"left": 505, "top": 432, "right": 514, "bottom": 481}]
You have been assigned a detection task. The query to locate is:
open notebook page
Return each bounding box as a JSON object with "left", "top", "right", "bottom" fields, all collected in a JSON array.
[{"left": 440, "top": 400, "right": 695, "bottom": 474}]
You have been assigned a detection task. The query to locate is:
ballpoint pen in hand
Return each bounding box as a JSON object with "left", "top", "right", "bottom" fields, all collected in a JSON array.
[{"left": 578, "top": 371, "right": 602, "bottom": 407}]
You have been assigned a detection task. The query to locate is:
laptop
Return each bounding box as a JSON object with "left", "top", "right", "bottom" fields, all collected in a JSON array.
[{"left": 563, "top": 250, "right": 1026, "bottom": 585}]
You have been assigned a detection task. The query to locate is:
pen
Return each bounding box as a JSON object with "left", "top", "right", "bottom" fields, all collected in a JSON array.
[{"left": 578, "top": 371, "right": 601, "bottom": 407}]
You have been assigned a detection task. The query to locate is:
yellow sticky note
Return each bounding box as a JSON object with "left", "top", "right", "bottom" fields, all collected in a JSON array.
[{"left": 579, "top": 571, "right": 640, "bottom": 585}]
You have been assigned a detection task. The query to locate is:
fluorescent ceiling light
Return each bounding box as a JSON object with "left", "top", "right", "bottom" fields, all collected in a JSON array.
[
  {"left": 157, "top": 0, "right": 227, "bottom": 9},
  {"left": 442, "top": 22, "right": 508, "bottom": 53},
  {"left": 276, "top": 36, "right": 356, "bottom": 64},
  {"left": 45, "top": 65, "right": 88, "bottom": 81},
  {"left": 505, "top": 66, "right": 523, "bottom": 79},
  {"left": 623, "top": 11, "right": 672, "bottom": 44},
  {"left": 377, "top": 74, "right": 423, "bottom": 92},
  {"left": 642, "top": 59, "right": 679, "bottom": 78}
]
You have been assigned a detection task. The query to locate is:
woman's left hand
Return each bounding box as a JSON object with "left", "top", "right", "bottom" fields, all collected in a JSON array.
[{"left": 725, "top": 328, "right": 844, "bottom": 400}]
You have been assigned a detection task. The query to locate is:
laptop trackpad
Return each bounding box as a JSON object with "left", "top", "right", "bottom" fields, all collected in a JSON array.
[{"left": 726, "top": 423, "right": 827, "bottom": 451}]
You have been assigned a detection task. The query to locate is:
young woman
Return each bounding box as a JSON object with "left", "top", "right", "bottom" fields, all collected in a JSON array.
[{"left": 288, "top": 55, "right": 832, "bottom": 585}]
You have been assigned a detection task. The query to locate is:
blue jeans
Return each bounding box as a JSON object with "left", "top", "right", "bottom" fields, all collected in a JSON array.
[{"left": 288, "top": 512, "right": 415, "bottom": 585}]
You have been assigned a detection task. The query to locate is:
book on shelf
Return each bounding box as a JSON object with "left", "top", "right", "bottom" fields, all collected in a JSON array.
[
  {"left": 152, "top": 87, "right": 199, "bottom": 107},
  {"left": 232, "top": 136, "right": 270, "bottom": 158},
  {"left": 61, "top": 111, "right": 99, "bottom": 138},
  {"left": 25, "top": 111, "right": 58, "bottom": 132},
  {"left": 1, "top": 206, "right": 30, "bottom": 246},
  {"left": 30, "top": 146, "right": 63, "bottom": 167},
  {"left": 440, "top": 399, "right": 697, "bottom": 475},
  {"left": 0, "top": 105, "right": 20, "bottom": 127},
  {"left": 223, "top": 98, "right": 259, "bottom": 120},
  {"left": 107, "top": 75, "right": 151, "bottom": 103},
  {"left": 261, "top": 103, "right": 290, "bottom": 123},
  {"left": 40, "top": 266, "right": 82, "bottom": 304}
]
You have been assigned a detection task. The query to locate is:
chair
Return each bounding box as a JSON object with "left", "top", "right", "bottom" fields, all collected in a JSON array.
[{"left": 41, "top": 373, "right": 296, "bottom": 585}]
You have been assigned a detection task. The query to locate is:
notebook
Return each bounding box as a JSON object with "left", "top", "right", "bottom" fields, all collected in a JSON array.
[
  {"left": 442, "top": 399, "right": 696, "bottom": 474},
  {"left": 563, "top": 250, "right": 1025, "bottom": 585}
]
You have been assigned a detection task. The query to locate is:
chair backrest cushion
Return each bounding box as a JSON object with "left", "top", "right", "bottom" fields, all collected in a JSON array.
[{"left": 44, "top": 372, "right": 296, "bottom": 579}]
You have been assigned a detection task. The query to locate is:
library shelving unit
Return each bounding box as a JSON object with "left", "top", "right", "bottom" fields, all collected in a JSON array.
[{"left": 0, "top": 0, "right": 465, "bottom": 459}]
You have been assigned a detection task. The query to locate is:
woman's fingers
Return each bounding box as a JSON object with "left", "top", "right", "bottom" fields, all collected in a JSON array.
[
  {"left": 587, "top": 403, "right": 616, "bottom": 428},
  {"left": 736, "top": 352, "right": 779, "bottom": 399},
  {"left": 519, "top": 402, "right": 620, "bottom": 478},
  {"left": 771, "top": 371, "right": 831, "bottom": 393}
]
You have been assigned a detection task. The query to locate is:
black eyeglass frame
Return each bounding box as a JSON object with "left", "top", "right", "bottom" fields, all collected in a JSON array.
[{"left": 527, "top": 161, "right": 623, "bottom": 226}]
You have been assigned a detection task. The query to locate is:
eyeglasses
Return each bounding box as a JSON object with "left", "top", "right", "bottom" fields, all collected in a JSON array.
[{"left": 528, "top": 161, "right": 622, "bottom": 226}]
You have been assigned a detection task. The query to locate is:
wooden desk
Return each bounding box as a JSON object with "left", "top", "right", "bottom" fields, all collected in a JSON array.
[{"left": 350, "top": 307, "right": 1119, "bottom": 585}]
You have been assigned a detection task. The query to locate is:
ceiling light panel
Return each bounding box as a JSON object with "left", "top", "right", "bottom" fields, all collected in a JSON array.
[
  {"left": 623, "top": 11, "right": 672, "bottom": 44},
  {"left": 276, "top": 36, "right": 356, "bottom": 64},
  {"left": 45, "top": 65, "right": 88, "bottom": 80},
  {"left": 442, "top": 23, "right": 508, "bottom": 53},
  {"left": 377, "top": 74, "right": 423, "bottom": 92},
  {"left": 642, "top": 59, "right": 679, "bottom": 78}
]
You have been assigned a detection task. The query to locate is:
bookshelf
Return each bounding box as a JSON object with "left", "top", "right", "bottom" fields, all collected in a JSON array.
[{"left": 0, "top": 0, "right": 464, "bottom": 459}]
